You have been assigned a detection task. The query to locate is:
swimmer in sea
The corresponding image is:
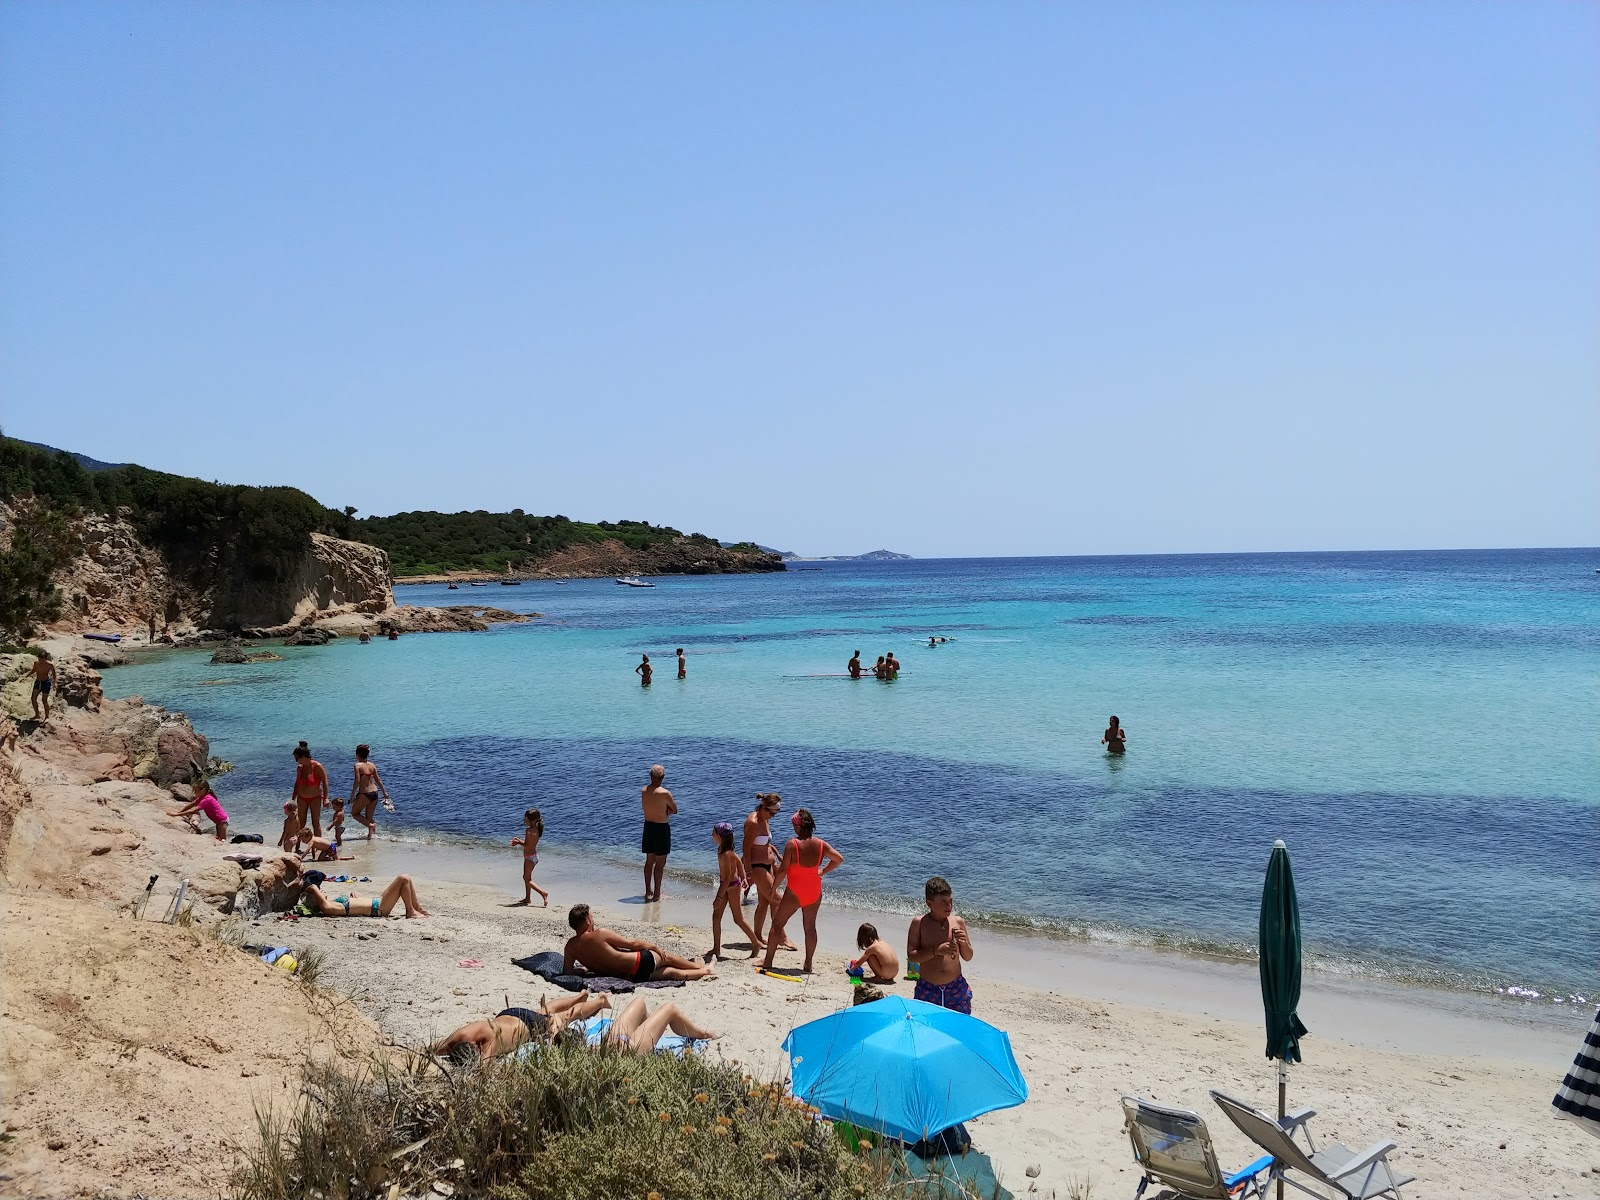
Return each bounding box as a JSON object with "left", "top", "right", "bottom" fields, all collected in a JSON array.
[
  {"left": 637, "top": 653, "right": 652, "bottom": 687},
  {"left": 885, "top": 652, "right": 900, "bottom": 679},
  {"left": 872, "top": 655, "right": 887, "bottom": 680},
  {"left": 848, "top": 650, "right": 863, "bottom": 679},
  {"left": 1102, "top": 715, "right": 1127, "bottom": 755},
  {"left": 676, "top": 647, "right": 686, "bottom": 679}
]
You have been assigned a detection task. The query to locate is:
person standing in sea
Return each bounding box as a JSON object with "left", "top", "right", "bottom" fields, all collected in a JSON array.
[
  {"left": 640, "top": 763, "right": 676, "bottom": 902},
  {"left": 350, "top": 743, "right": 392, "bottom": 838},
  {"left": 1102, "top": 715, "right": 1127, "bottom": 755},
  {"left": 848, "top": 650, "right": 863, "bottom": 679},
  {"left": 290, "top": 741, "right": 328, "bottom": 838},
  {"left": 636, "top": 653, "right": 652, "bottom": 687},
  {"left": 676, "top": 647, "right": 686, "bottom": 679}
]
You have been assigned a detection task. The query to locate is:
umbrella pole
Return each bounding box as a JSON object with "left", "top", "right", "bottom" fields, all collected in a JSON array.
[{"left": 1276, "top": 1058, "right": 1287, "bottom": 1200}]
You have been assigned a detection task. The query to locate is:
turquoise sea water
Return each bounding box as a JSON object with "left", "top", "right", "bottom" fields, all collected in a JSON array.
[{"left": 104, "top": 550, "right": 1598, "bottom": 1005}]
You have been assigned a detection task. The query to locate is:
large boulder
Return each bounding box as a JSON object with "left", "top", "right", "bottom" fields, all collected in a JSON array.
[
  {"left": 283, "top": 627, "right": 334, "bottom": 647},
  {"left": 113, "top": 705, "right": 211, "bottom": 785},
  {"left": 233, "top": 856, "right": 305, "bottom": 918},
  {"left": 210, "top": 641, "right": 249, "bottom": 664},
  {"left": 191, "top": 861, "right": 245, "bottom": 912}
]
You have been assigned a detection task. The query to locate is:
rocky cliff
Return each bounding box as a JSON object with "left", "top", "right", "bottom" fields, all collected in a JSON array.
[
  {"left": 211, "top": 531, "right": 393, "bottom": 629},
  {"left": 13, "top": 502, "right": 396, "bottom": 635}
]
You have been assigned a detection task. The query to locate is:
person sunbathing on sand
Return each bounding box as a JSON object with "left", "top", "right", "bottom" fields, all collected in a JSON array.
[
  {"left": 594, "top": 994, "right": 718, "bottom": 1053},
  {"left": 301, "top": 873, "right": 429, "bottom": 917},
  {"left": 848, "top": 922, "right": 900, "bottom": 984},
  {"left": 431, "top": 990, "right": 610, "bottom": 1064},
  {"left": 562, "top": 903, "right": 714, "bottom": 982}
]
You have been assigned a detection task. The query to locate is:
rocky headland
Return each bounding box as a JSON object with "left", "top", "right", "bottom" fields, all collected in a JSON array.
[
  {"left": 8, "top": 500, "right": 535, "bottom": 648},
  {"left": 397, "top": 535, "right": 786, "bottom": 584}
]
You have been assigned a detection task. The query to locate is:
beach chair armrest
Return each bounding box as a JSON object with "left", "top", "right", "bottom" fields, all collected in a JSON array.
[
  {"left": 1224, "top": 1153, "right": 1274, "bottom": 1188},
  {"left": 1281, "top": 1106, "right": 1316, "bottom": 1131},
  {"left": 1327, "top": 1140, "right": 1400, "bottom": 1180}
]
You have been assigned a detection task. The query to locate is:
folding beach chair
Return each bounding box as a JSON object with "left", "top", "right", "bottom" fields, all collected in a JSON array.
[
  {"left": 1120, "top": 1096, "right": 1272, "bottom": 1199},
  {"left": 1210, "top": 1090, "right": 1414, "bottom": 1200}
]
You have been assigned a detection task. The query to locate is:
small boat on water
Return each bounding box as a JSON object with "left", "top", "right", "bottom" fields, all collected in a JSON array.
[
  {"left": 616, "top": 576, "right": 655, "bottom": 588},
  {"left": 500, "top": 579, "right": 522, "bottom": 586},
  {"left": 470, "top": 581, "right": 489, "bottom": 587}
]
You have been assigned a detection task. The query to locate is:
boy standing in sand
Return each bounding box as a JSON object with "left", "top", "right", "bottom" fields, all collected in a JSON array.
[
  {"left": 640, "top": 764, "right": 676, "bottom": 902},
  {"left": 906, "top": 876, "right": 974, "bottom": 1013}
]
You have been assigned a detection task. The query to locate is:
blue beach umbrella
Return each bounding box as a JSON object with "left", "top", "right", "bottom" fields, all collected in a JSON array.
[{"left": 782, "top": 996, "right": 1028, "bottom": 1144}]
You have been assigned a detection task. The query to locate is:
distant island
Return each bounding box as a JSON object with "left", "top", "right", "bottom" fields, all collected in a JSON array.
[{"left": 783, "top": 549, "right": 913, "bottom": 562}]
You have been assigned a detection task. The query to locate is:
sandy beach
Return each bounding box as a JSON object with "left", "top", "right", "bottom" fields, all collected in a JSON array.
[{"left": 1, "top": 668, "right": 1592, "bottom": 1199}]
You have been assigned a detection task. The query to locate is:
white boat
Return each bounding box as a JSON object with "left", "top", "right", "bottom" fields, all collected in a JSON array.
[{"left": 615, "top": 576, "right": 655, "bottom": 588}]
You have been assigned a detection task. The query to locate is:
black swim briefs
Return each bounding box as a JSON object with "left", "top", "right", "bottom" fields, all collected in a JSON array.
[
  {"left": 632, "top": 948, "right": 658, "bottom": 983},
  {"left": 31, "top": 678, "right": 51, "bottom": 695},
  {"left": 499, "top": 1007, "right": 549, "bottom": 1037},
  {"left": 641, "top": 820, "right": 671, "bottom": 856}
]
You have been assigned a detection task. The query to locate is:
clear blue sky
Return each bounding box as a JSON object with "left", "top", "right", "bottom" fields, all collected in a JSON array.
[{"left": 3, "top": 2, "right": 1594, "bottom": 557}]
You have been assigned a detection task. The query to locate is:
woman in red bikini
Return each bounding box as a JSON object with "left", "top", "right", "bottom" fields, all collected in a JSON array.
[
  {"left": 759, "top": 807, "right": 843, "bottom": 975},
  {"left": 289, "top": 741, "right": 329, "bottom": 838}
]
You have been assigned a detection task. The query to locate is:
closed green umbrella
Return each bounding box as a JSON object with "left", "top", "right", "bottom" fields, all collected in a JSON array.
[{"left": 1259, "top": 838, "right": 1308, "bottom": 1199}]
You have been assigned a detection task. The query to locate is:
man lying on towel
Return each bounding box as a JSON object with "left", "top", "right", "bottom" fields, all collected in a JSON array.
[
  {"left": 563, "top": 903, "right": 715, "bottom": 983},
  {"left": 431, "top": 992, "right": 717, "bottom": 1064}
]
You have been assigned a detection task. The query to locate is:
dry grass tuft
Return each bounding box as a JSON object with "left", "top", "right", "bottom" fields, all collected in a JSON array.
[{"left": 234, "top": 1041, "right": 1002, "bottom": 1200}]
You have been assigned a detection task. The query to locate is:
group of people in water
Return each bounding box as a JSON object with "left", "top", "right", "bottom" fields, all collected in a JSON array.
[
  {"left": 847, "top": 649, "right": 901, "bottom": 680},
  {"left": 634, "top": 648, "right": 688, "bottom": 686}
]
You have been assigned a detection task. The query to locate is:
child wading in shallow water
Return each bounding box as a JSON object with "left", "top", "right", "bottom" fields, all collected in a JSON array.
[
  {"left": 707, "top": 821, "right": 762, "bottom": 961},
  {"left": 511, "top": 808, "right": 549, "bottom": 907}
]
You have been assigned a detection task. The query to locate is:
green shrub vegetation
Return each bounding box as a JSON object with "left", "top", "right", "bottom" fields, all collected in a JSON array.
[
  {"left": 354, "top": 510, "right": 689, "bottom": 576},
  {"left": 235, "top": 1043, "right": 977, "bottom": 1200}
]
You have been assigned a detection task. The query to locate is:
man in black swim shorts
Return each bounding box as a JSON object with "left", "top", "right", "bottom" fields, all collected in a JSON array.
[
  {"left": 640, "top": 763, "right": 677, "bottom": 902},
  {"left": 29, "top": 650, "right": 56, "bottom": 720}
]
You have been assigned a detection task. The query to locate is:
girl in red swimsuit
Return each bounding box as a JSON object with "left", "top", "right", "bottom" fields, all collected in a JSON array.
[{"left": 759, "top": 808, "right": 843, "bottom": 976}]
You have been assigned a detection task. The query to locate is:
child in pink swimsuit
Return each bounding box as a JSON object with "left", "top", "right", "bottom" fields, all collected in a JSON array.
[{"left": 168, "top": 785, "right": 229, "bottom": 841}]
